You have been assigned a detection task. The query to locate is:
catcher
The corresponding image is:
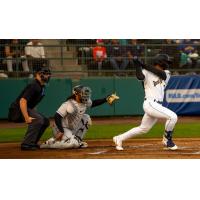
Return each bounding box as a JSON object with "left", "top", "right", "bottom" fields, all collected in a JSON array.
[{"left": 40, "top": 85, "right": 119, "bottom": 149}]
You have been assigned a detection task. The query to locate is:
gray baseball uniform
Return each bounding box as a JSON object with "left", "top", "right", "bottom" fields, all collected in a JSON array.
[{"left": 41, "top": 99, "right": 92, "bottom": 149}]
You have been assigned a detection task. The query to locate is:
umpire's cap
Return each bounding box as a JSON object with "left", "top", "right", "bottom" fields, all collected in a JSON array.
[
  {"left": 34, "top": 59, "right": 51, "bottom": 75},
  {"left": 36, "top": 66, "right": 51, "bottom": 75},
  {"left": 153, "top": 54, "right": 172, "bottom": 69}
]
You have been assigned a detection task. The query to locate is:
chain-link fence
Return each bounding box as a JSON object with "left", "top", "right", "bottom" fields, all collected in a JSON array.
[{"left": 1, "top": 39, "right": 200, "bottom": 79}]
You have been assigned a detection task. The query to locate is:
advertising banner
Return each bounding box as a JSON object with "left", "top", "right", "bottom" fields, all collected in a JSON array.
[{"left": 163, "top": 75, "right": 200, "bottom": 115}]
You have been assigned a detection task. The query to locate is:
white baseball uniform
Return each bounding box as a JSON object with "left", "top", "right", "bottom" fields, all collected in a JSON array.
[{"left": 117, "top": 69, "right": 178, "bottom": 141}]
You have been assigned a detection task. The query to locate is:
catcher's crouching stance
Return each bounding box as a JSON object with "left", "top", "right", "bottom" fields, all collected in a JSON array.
[{"left": 40, "top": 85, "right": 119, "bottom": 149}]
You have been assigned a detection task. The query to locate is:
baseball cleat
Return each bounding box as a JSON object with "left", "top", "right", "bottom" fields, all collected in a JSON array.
[
  {"left": 162, "top": 135, "right": 178, "bottom": 150},
  {"left": 40, "top": 138, "right": 56, "bottom": 149},
  {"left": 79, "top": 141, "right": 88, "bottom": 148},
  {"left": 40, "top": 141, "right": 50, "bottom": 149},
  {"left": 21, "top": 144, "right": 39, "bottom": 150},
  {"left": 113, "top": 136, "right": 124, "bottom": 151}
]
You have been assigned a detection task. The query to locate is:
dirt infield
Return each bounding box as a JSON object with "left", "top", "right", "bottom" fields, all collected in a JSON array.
[
  {"left": 0, "top": 138, "right": 200, "bottom": 159},
  {"left": 1, "top": 117, "right": 200, "bottom": 159}
]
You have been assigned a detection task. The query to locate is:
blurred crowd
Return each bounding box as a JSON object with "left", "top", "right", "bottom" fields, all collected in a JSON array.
[
  {"left": 0, "top": 39, "right": 48, "bottom": 78},
  {"left": 1, "top": 39, "right": 200, "bottom": 78},
  {"left": 74, "top": 39, "right": 200, "bottom": 75}
]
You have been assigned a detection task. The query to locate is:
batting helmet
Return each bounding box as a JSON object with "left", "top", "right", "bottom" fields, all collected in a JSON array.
[
  {"left": 72, "top": 85, "right": 92, "bottom": 104},
  {"left": 153, "top": 54, "right": 172, "bottom": 69}
]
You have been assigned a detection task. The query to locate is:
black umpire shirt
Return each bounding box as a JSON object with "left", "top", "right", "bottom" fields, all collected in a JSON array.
[{"left": 14, "top": 79, "right": 45, "bottom": 109}]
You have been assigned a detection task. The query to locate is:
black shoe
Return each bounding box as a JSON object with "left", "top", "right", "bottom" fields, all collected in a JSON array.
[
  {"left": 21, "top": 144, "right": 39, "bottom": 151},
  {"left": 34, "top": 144, "right": 40, "bottom": 149}
]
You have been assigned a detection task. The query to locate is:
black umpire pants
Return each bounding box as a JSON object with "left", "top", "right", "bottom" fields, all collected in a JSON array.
[
  {"left": 8, "top": 103, "right": 49, "bottom": 146},
  {"left": 21, "top": 109, "right": 50, "bottom": 146}
]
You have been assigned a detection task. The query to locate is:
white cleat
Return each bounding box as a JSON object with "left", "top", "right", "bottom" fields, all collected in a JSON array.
[
  {"left": 168, "top": 145, "right": 178, "bottom": 151},
  {"left": 113, "top": 136, "right": 124, "bottom": 151}
]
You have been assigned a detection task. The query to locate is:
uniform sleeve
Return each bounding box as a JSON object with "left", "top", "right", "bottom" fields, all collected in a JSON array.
[
  {"left": 91, "top": 98, "right": 107, "bottom": 108},
  {"left": 142, "top": 69, "right": 148, "bottom": 77},
  {"left": 54, "top": 113, "right": 64, "bottom": 133},
  {"left": 133, "top": 58, "right": 145, "bottom": 80},
  {"left": 56, "top": 101, "right": 74, "bottom": 117},
  {"left": 165, "top": 70, "right": 171, "bottom": 85}
]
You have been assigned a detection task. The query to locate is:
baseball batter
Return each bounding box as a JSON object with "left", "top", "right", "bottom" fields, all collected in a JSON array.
[
  {"left": 113, "top": 54, "right": 178, "bottom": 151},
  {"left": 41, "top": 85, "right": 119, "bottom": 149}
]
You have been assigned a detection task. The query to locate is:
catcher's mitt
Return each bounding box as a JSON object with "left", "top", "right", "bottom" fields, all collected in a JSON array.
[{"left": 106, "top": 93, "right": 120, "bottom": 105}]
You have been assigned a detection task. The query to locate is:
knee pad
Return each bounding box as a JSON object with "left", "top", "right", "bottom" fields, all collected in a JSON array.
[
  {"left": 82, "top": 114, "right": 92, "bottom": 126},
  {"left": 59, "top": 136, "right": 80, "bottom": 149}
]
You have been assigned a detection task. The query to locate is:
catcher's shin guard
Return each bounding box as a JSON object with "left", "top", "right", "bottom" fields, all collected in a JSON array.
[{"left": 75, "top": 114, "right": 91, "bottom": 140}]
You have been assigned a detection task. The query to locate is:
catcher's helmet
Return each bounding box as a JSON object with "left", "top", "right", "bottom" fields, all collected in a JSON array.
[
  {"left": 72, "top": 85, "right": 92, "bottom": 104},
  {"left": 153, "top": 54, "right": 172, "bottom": 69}
]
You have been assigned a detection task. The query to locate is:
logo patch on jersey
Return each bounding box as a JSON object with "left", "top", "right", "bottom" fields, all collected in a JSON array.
[
  {"left": 166, "top": 89, "right": 200, "bottom": 102},
  {"left": 153, "top": 79, "right": 163, "bottom": 87}
]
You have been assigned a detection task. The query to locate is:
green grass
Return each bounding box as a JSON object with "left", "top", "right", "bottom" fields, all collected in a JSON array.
[{"left": 0, "top": 122, "right": 200, "bottom": 143}]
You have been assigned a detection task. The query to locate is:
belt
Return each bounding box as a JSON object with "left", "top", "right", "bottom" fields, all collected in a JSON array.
[{"left": 144, "top": 98, "right": 163, "bottom": 105}]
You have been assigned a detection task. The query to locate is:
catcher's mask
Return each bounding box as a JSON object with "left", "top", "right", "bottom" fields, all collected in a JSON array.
[
  {"left": 73, "top": 85, "right": 92, "bottom": 104},
  {"left": 153, "top": 54, "right": 172, "bottom": 70}
]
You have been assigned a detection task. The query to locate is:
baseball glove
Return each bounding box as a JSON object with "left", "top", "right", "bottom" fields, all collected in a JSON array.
[{"left": 106, "top": 93, "right": 120, "bottom": 105}]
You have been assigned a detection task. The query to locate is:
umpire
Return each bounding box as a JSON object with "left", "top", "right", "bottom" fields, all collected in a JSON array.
[{"left": 8, "top": 60, "right": 51, "bottom": 150}]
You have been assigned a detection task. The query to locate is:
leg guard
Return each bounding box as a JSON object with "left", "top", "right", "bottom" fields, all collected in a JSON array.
[
  {"left": 74, "top": 114, "right": 91, "bottom": 140},
  {"left": 47, "top": 136, "right": 80, "bottom": 149},
  {"left": 59, "top": 136, "right": 80, "bottom": 149}
]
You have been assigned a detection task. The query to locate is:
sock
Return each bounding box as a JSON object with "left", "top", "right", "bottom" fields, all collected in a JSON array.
[{"left": 164, "top": 130, "right": 173, "bottom": 140}]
